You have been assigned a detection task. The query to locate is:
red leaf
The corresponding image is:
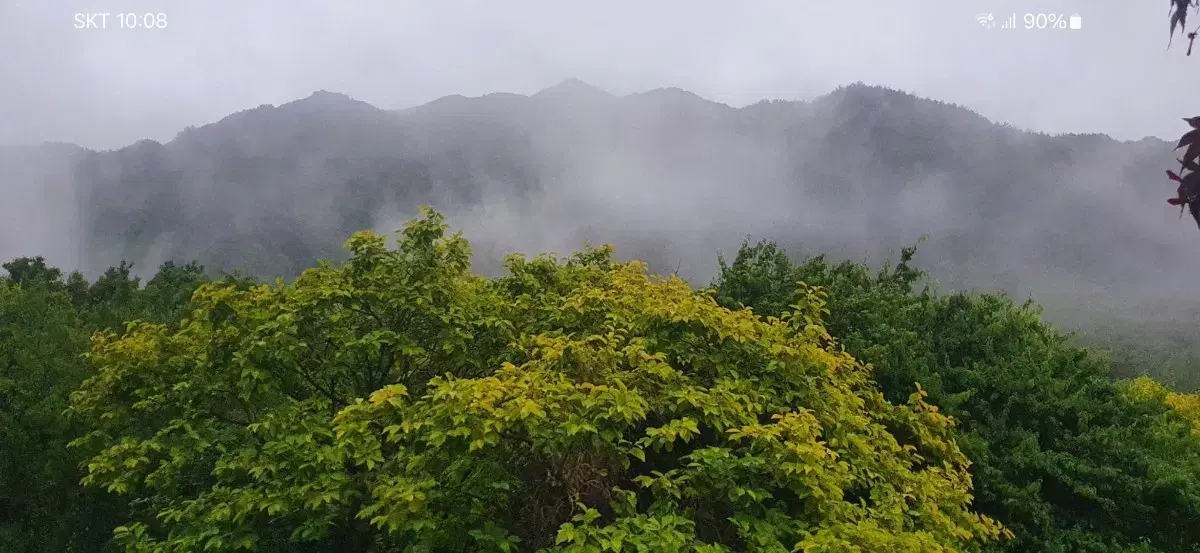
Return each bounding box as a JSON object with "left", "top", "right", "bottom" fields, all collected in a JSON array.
[{"left": 1176, "top": 129, "right": 1200, "bottom": 150}]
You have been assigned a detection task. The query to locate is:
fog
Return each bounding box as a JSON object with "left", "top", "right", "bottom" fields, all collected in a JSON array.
[{"left": 2, "top": 0, "right": 1200, "bottom": 329}]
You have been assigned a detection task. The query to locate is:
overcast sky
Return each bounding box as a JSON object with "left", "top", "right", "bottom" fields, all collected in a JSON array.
[{"left": 0, "top": 0, "right": 1194, "bottom": 150}]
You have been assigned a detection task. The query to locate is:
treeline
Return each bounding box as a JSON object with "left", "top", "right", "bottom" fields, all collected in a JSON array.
[{"left": 3, "top": 209, "right": 1200, "bottom": 552}]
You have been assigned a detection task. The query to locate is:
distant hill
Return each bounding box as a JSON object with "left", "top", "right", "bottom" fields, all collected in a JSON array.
[{"left": 0, "top": 80, "right": 1187, "bottom": 324}]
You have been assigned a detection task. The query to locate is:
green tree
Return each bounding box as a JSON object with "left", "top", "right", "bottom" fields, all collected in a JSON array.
[
  {"left": 79, "top": 261, "right": 142, "bottom": 332},
  {"left": 0, "top": 255, "right": 214, "bottom": 553},
  {"left": 712, "top": 239, "right": 1200, "bottom": 552},
  {"left": 135, "top": 261, "right": 210, "bottom": 326},
  {"left": 2, "top": 256, "right": 63, "bottom": 287},
  {"left": 68, "top": 208, "right": 1006, "bottom": 553},
  {"left": 0, "top": 274, "right": 122, "bottom": 553}
]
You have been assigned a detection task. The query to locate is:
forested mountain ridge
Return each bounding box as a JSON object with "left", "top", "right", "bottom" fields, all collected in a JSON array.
[{"left": 0, "top": 80, "right": 1184, "bottom": 315}]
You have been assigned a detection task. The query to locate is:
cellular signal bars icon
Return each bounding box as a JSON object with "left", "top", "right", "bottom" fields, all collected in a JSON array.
[
  {"left": 975, "top": 12, "right": 994, "bottom": 29},
  {"left": 1000, "top": 13, "right": 1017, "bottom": 29}
]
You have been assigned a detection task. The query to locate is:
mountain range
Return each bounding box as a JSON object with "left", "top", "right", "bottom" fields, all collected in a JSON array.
[{"left": 0, "top": 78, "right": 1190, "bottom": 327}]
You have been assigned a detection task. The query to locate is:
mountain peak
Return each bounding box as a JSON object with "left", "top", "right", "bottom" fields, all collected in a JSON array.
[
  {"left": 630, "top": 86, "right": 720, "bottom": 104},
  {"left": 532, "top": 78, "right": 613, "bottom": 100},
  {"left": 280, "top": 90, "right": 379, "bottom": 114},
  {"left": 310, "top": 89, "right": 352, "bottom": 100}
]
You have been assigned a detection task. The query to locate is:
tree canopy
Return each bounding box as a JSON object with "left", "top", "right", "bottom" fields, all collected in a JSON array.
[
  {"left": 6, "top": 209, "right": 1200, "bottom": 552},
  {"left": 712, "top": 239, "right": 1200, "bottom": 552},
  {"left": 65, "top": 208, "right": 1006, "bottom": 552}
]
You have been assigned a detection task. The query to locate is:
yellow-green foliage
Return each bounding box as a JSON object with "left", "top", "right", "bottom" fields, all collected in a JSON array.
[
  {"left": 1125, "top": 376, "right": 1200, "bottom": 432},
  {"left": 68, "top": 208, "right": 1006, "bottom": 552}
]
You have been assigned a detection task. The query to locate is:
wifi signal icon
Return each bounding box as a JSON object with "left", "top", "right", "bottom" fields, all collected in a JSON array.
[{"left": 975, "top": 12, "right": 995, "bottom": 29}]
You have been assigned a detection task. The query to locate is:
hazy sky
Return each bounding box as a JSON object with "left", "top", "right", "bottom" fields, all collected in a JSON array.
[{"left": 0, "top": 0, "right": 1195, "bottom": 149}]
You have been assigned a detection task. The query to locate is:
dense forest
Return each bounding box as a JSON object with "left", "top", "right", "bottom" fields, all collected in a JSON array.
[{"left": 4, "top": 208, "right": 1200, "bottom": 552}]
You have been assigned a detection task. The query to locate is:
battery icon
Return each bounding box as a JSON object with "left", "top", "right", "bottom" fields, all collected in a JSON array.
[{"left": 1069, "top": 14, "right": 1082, "bottom": 29}]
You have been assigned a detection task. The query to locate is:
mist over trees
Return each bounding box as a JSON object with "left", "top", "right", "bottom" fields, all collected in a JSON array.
[
  {"left": 0, "top": 82, "right": 1186, "bottom": 309},
  {"left": 5, "top": 25, "right": 1200, "bottom": 548},
  {"left": 7, "top": 81, "right": 1200, "bottom": 387},
  {"left": 7, "top": 0, "right": 1200, "bottom": 550}
]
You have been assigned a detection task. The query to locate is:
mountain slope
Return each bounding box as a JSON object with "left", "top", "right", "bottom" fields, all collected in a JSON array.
[{"left": 0, "top": 80, "right": 1184, "bottom": 319}]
